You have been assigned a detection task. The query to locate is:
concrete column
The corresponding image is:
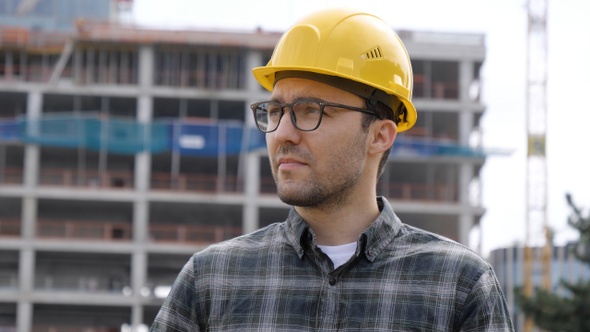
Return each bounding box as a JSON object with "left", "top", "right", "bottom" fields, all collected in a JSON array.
[
  {"left": 458, "top": 161, "right": 474, "bottom": 246},
  {"left": 19, "top": 195, "right": 36, "bottom": 332},
  {"left": 133, "top": 198, "right": 149, "bottom": 244},
  {"left": 16, "top": 301, "right": 32, "bottom": 332},
  {"left": 18, "top": 197, "right": 36, "bottom": 332},
  {"left": 17, "top": 216, "right": 35, "bottom": 332},
  {"left": 23, "top": 147, "right": 39, "bottom": 190},
  {"left": 458, "top": 213, "right": 473, "bottom": 248},
  {"left": 134, "top": 153, "right": 151, "bottom": 192},
  {"left": 130, "top": 199, "right": 149, "bottom": 328},
  {"left": 457, "top": 60, "right": 479, "bottom": 247},
  {"left": 134, "top": 44, "right": 153, "bottom": 244},
  {"left": 241, "top": 50, "right": 266, "bottom": 234},
  {"left": 131, "top": 249, "right": 147, "bottom": 328},
  {"left": 135, "top": 96, "right": 152, "bottom": 193},
  {"left": 459, "top": 163, "right": 473, "bottom": 205},
  {"left": 24, "top": 90, "right": 42, "bottom": 188},
  {"left": 459, "top": 60, "right": 473, "bottom": 103},
  {"left": 243, "top": 153, "right": 260, "bottom": 234},
  {"left": 134, "top": 93, "right": 151, "bottom": 254},
  {"left": 20, "top": 196, "right": 37, "bottom": 243},
  {"left": 458, "top": 60, "right": 475, "bottom": 147},
  {"left": 130, "top": 44, "right": 154, "bottom": 330},
  {"left": 458, "top": 111, "right": 474, "bottom": 149},
  {"left": 17, "top": 90, "right": 43, "bottom": 332},
  {"left": 135, "top": 44, "right": 154, "bottom": 193},
  {"left": 138, "top": 45, "right": 154, "bottom": 88}
]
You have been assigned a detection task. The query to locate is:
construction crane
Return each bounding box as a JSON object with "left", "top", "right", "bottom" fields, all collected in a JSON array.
[{"left": 524, "top": 0, "right": 550, "bottom": 331}]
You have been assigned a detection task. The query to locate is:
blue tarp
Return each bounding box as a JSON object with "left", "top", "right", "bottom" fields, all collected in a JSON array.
[
  {"left": 18, "top": 116, "right": 195, "bottom": 154},
  {"left": 84, "top": 118, "right": 169, "bottom": 154},
  {"left": 0, "top": 116, "right": 486, "bottom": 158},
  {"left": 6, "top": 115, "right": 265, "bottom": 156},
  {"left": 391, "top": 136, "right": 486, "bottom": 158},
  {"left": 22, "top": 116, "right": 86, "bottom": 148},
  {"left": 170, "top": 122, "right": 266, "bottom": 156},
  {"left": 0, "top": 119, "right": 21, "bottom": 141}
]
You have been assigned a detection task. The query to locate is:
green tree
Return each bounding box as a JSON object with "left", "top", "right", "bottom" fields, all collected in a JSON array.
[{"left": 517, "top": 194, "right": 590, "bottom": 332}]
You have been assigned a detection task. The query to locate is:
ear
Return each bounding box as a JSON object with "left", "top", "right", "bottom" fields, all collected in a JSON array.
[{"left": 368, "top": 120, "right": 397, "bottom": 157}]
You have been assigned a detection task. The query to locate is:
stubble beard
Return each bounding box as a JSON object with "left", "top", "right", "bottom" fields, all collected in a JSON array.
[
  {"left": 275, "top": 169, "right": 361, "bottom": 211},
  {"left": 271, "top": 134, "right": 366, "bottom": 211}
]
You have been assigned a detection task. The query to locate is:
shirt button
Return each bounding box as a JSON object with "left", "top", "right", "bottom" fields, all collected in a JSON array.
[{"left": 329, "top": 277, "right": 337, "bottom": 286}]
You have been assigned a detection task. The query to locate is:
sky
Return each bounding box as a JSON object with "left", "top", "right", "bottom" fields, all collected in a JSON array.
[{"left": 130, "top": 0, "right": 590, "bottom": 256}]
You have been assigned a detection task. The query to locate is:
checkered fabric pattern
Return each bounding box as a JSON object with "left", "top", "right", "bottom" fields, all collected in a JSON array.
[{"left": 150, "top": 197, "right": 514, "bottom": 331}]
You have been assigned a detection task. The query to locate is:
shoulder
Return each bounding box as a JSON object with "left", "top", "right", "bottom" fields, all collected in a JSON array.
[
  {"left": 181, "top": 222, "right": 299, "bottom": 290},
  {"left": 394, "top": 224, "right": 493, "bottom": 277}
]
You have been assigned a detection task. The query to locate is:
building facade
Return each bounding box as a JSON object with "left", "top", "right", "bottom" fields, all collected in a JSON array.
[
  {"left": 489, "top": 243, "right": 590, "bottom": 332},
  {"left": 0, "top": 20, "right": 486, "bottom": 331}
]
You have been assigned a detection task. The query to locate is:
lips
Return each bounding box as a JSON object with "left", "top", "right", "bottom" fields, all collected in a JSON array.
[
  {"left": 277, "top": 157, "right": 307, "bottom": 170},
  {"left": 273, "top": 146, "right": 311, "bottom": 171}
]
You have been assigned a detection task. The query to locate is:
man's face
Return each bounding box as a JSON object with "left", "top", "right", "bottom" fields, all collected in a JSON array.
[{"left": 266, "top": 77, "right": 370, "bottom": 209}]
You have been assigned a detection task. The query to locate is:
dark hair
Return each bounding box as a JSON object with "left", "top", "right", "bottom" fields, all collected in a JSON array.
[{"left": 361, "top": 98, "right": 398, "bottom": 179}]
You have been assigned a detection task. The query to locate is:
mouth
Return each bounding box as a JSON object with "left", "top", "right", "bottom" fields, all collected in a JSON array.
[{"left": 276, "top": 157, "right": 307, "bottom": 171}]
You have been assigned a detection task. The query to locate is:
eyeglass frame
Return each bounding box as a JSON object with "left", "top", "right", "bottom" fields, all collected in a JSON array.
[{"left": 250, "top": 98, "right": 383, "bottom": 133}]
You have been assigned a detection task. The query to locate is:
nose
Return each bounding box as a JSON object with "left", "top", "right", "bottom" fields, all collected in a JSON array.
[{"left": 270, "top": 109, "right": 301, "bottom": 144}]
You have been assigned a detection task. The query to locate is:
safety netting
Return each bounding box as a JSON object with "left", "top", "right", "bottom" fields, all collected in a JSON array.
[
  {"left": 0, "top": 115, "right": 488, "bottom": 158},
  {"left": 0, "top": 115, "right": 266, "bottom": 156}
]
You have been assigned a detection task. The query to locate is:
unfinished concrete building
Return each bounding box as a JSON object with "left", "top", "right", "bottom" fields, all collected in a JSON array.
[{"left": 0, "top": 20, "right": 486, "bottom": 331}]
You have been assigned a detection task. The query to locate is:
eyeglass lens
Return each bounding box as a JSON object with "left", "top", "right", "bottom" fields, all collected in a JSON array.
[{"left": 254, "top": 100, "right": 322, "bottom": 132}]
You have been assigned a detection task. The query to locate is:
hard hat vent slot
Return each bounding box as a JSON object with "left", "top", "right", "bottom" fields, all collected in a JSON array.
[{"left": 362, "top": 46, "right": 383, "bottom": 60}]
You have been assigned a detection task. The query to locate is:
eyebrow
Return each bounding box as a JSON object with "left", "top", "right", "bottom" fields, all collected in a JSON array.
[{"left": 270, "top": 96, "right": 324, "bottom": 103}]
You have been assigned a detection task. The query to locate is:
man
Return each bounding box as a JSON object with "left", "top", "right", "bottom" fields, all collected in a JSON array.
[{"left": 151, "top": 8, "right": 514, "bottom": 331}]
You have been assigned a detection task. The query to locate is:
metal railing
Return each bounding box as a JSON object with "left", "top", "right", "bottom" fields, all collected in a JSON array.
[
  {"left": 34, "top": 274, "right": 130, "bottom": 294},
  {"left": 38, "top": 168, "right": 134, "bottom": 189},
  {"left": 0, "top": 218, "right": 20, "bottom": 237},
  {"left": 36, "top": 219, "right": 132, "bottom": 241},
  {"left": 379, "top": 182, "right": 458, "bottom": 203},
  {"left": 2, "top": 217, "right": 242, "bottom": 245},
  {"left": 0, "top": 271, "right": 18, "bottom": 289},
  {"left": 32, "top": 325, "right": 121, "bottom": 332},
  {"left": 0, "top": 167, "right": 23, "bottom": 185},
  {"left": 0, "top": 167, "right": 459, "bottom": 203},
  {"left": 413, "top": 75, "right": 459, "bottom": 100},
  {"left": 150, "top": 172, "right": 241, "bottom": 193},
  {"left": 149, "top": 224, "right": 242, "bottom": 244}
]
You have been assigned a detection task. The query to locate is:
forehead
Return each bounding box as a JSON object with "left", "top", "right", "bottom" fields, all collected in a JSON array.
[{"left": 271, "top": 77, "right": 363, "bottom": 105}]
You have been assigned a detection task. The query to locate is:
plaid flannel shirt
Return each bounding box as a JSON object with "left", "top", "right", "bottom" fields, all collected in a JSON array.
[{"left": 151, "top": 197, "right": 514, "bottom": 331}]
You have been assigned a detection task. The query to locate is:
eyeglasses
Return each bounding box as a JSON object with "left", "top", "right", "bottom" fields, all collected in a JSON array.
[{"left": 250, "top": 99, "right": 382, "bottom": 133}]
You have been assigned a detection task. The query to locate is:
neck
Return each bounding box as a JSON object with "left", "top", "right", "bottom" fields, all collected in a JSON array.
[{"left": 295, "top": 188, "right": 380, "bottom": 246}]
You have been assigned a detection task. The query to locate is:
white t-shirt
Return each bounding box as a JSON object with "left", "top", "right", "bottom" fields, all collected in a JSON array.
[{"left": 318, "top": 242, "right": 358, "bottom": 269}]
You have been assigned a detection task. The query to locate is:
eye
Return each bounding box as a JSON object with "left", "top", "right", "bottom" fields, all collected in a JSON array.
[
  {"left": 266, "top": 103, "right": 282, "bottom": 118},
  {"left": 295, "top": 101, "right": 321, "bottom": 115}
]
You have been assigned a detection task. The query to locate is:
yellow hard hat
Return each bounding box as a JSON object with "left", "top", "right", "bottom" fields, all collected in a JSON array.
[{"left": 252, "top": 8, "right": 417, "bottom": 132}]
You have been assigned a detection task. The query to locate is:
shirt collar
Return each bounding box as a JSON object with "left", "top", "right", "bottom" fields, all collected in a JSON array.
[{"left": 284, "top": 196, "right": 402, "bottom": 262}]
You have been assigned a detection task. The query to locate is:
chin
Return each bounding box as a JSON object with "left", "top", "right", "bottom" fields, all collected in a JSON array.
[
  {"left": 277, "top": 185, "right": 323, "bottom": 207},
  {"left": 277, "top": 186, "right": 301, "bottom": 204}
]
